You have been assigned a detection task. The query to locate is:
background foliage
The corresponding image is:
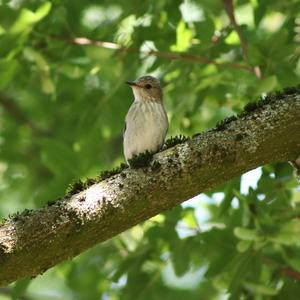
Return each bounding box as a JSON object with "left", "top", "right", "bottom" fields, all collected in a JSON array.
[{"left": 0, "top": 0, "right": 300, "bottom": 299}]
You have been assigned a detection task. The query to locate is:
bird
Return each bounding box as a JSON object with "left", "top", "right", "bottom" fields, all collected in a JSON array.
[{"left": 123, "top": 75, "right": 168, "bottom": 164}]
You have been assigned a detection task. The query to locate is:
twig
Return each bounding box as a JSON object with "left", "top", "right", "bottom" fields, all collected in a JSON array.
[
  {"left": 51, "top": 36, "right": 256, "bottom": 74},
  {"left": 260, "top": 255, "right": 300, "bottom": 282},
  {"left": 223, "top": 0, "right": 262, "bottom": 79},
  {"left": 223, "top": 0, "right": 248, "bottom": 60},
  {"left": 281, "top": 267, "right": 300, "bottom": 281}
]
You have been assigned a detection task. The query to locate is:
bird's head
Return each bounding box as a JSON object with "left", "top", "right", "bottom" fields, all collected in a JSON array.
[{"left": 126, "top": 76, "right": 163, "bottom": 102}]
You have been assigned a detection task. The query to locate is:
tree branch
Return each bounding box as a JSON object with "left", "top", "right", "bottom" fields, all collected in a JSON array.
[
  {"left": 223, "top": 0, "right": 248, "bottom": 60},
  {"left": 223, "top": 0, "right": 262, "bottom": 79},
  {"left": 51, "top": 36, "right": 255, "bottom": 74},
  {"left": 0, "top": 92, "right": 300, "bottom": 287},
  {"left": 260, "top": 255, "right": 300, "bottom": 282}
]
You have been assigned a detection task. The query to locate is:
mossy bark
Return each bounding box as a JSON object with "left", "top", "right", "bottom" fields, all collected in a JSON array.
[{"left": 0, "top": 93, "right": 300, "bottom": 287}]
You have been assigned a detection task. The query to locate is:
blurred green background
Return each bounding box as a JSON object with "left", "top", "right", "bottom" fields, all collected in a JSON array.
[{"left": 1, "top": 0, "right": 300, "bottom": 299}]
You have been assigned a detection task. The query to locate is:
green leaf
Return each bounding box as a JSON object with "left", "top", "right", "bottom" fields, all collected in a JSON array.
[
  {"left": 255, "top": 75, "right": 278, "bottom": 95},
  {"left": 112, "top": 247, "right": 152, "bottom": 282},
  {"left": 0, "top": 25, "right": 6, "bottom": 36},
  {"left": 196, "top": 16, "right": 215, "bottom": 42},
  {"left": 0, "top": 58, "right": 19, "bottom": 88},
  {"left": 268, "top": 220, "right": 300, "bottom": 245},
  {"left": 234, "top": 227, "right": 261, "bottom": 241},
  {"left": 236, "top": 240, "right": 252, "bottom": 253},
  {"left": 39, "top": 138, "right": 80, "bottom": 177},
  {"left": 228, "top": 251, "right": 253, "bottom": 298},
  {"left": 23, "top": 47, "right": 55, "bottom": 94},
  {"left": 247, "top": 45, "right": 263, "bottom": 65},
  {"left": 59, "top": 64, "right": 86, "bottom": 79},
  {"left": 243, "top": 282, "right": 278, "bottom": 296},
  {"left": 11, "top": 278, "right": 31, "bottom": 300},
  {"left": 171, "top": 20, "right": 193, "bottom": 52},
  {"left": 284, "top": 257, "right": 300, "bottom": 273},
  {"left": 182, "top": 207, "right": 197, "bottom": 228},
  {"left": 11, "top": 2, "right": 52, "bottom": 34},
  {"left": 218, "top": 178, "right": 241, "bottom": 216},
  {"left": 254, "top": 2, "right": 267, "bottom": 26},
  {"left": 171, "top": 240, "right": 191, "bottom": 276}
]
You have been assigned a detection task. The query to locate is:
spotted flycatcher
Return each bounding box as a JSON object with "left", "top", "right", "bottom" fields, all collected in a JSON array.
[{"left": 123, "top": 75, "right": 168, "bottom": 164}]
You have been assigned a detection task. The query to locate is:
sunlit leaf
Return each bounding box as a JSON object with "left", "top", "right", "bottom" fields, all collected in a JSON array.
[
  {"left": 234, "top": 227, "right": 261, "bottom": 241},
  {"left": 171, "top": 20, "right": 193, "bottom": 52},
  {"left": 11, "top": 2, "right": 52, "bottom": 34}
]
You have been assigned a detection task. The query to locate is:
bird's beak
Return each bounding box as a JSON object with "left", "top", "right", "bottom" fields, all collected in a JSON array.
[{"left": 126, "top": 80, "right": 138, "bottom": 87}]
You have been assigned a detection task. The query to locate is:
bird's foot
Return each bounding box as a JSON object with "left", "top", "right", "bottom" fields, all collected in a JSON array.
[{"left": 128, "top": 151, "right": 154, "bottom": 168}]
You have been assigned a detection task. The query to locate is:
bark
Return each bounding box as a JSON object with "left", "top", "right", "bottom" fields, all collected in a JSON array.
[{"left": 0, "top": 93, "right": 300, "bottom": 287}]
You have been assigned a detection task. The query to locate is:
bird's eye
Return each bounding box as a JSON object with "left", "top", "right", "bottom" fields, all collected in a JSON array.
[{"left": 145, "top": 84, "right": 152, "bottom": 89}]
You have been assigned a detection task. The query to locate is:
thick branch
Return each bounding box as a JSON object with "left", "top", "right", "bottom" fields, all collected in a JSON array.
[{"left": 0, "top": 93, "right": 300, "bottom": 287}]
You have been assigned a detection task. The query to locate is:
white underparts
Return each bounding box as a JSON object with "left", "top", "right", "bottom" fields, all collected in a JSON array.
[{"left": 123, "top": 100, "right": 168, "bottom": 162}]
